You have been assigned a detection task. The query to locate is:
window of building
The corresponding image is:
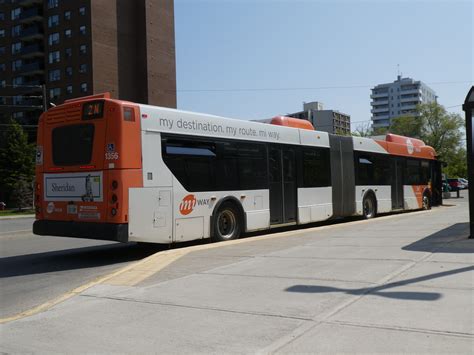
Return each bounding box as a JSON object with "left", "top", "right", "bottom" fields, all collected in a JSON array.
[
  {"left": 11, "top": 7, "right": 21, "bottom": 20},
  {"left": 12, "top": 76, "right": 23, "bottom": 86},
  {"left": 49, "top": 87, "right": 61, "bottom": 99},
  {"left": 66, "top": 66, "right": 72, "bottom": 77},
  {"left": 13, "top": 95, "right": 23, "bottom": 105},
  {"left": 48, "top": 50, "right": 60, "bottom": 63},
  {"left": 11, "top": 24, "right": 21, "bottom": 37},
  {"left": 64, "top": 29, "right": 72, "bottom": 38},
  {"left": 79, "top": 44, "right": 87, "bottom": 54},
  {"left": 49, "top": 69, "right": 61, "bottom": 82},
  {"left": 66, "top": 85, "right": 72, "bottom": 94},
  {"left": 0, "top": 63, "right": 6, "bottom": 72},
  {"left": 79, "top": 7, "right": 86, "bottom": 15},
  {"left": 48, "top": 15, "right": 59, "bottom": 28},
  {"left": 79, "top": 63, "right": 87, "bottom": 73},
  {"left": 0, "top": 29, "right": 5, "bottom": 38},
  {"left": 65, "top": 47, "right": 72, "bottom": 57},
  {"left": 64, "top": 10, "right": 71, "bottom": 20},
  {"left": 0, "top": 12, "right": 4, "bottom": 21},
  {"left": 48, "top": 0, "right": 59, "bottom": 9},
  {"left": 80, "top": 82, "right": 87, "bottom": 92},
  {"left": 0, "top": 79, "right": 5, "bottom": 88},
  {"left": 0, "top": 46, "right": 4, "bottom": 55},
  {"left": 79, "top": 25, "right": 86, "bottom": 35},
  {"left": 11, "top": 59, "right": 22, "bottom": 71},
  {"left": 11, "top": 42, "right": 22, "bottom": 54},
  {"left": 48, "top": 32, "right": 60, "bottom": 46},
  {"left": 12, "top": 111, "right": 24, "bottom": 119}
]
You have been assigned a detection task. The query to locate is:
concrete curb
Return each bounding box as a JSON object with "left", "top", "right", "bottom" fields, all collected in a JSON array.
[{"left": 0, "top": 214, "right": 35, "bottom": 220}]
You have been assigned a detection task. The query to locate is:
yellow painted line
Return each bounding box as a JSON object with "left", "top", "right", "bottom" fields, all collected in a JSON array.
[
  {"left": 105, "top": 249, "right": 190, "bottom": 286},
  {"left": 0, "top": 206, "right": 446, "bottom": 324}
]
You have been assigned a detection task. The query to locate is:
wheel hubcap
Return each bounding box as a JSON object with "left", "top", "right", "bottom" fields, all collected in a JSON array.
[
  {"left": 218, "top": 210, "right": 236, "bottom": 239},
  {"left": 364, "top": 199, "right": 374, "bottom": 218}
]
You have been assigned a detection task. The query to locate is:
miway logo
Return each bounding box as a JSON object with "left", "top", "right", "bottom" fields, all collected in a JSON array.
[{"left": 179, "top": 194, "right": 211, "bottom": 215}]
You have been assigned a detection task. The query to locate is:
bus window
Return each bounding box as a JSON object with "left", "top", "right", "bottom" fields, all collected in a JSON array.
[{"left": 52, "top": 124, "right": 94, "bottom": 166}]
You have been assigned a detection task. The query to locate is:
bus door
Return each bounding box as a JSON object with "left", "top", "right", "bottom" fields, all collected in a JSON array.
[
  {"left": 269, "top": 146, "right": 297, "bottom": 225},
  {"left": 392, "top": 158, "right": 404, "bottom": 209}
]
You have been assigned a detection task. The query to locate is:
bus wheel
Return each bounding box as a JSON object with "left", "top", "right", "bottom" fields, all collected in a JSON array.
[
  {"left": 422, "top": 194, "right": 431, "bottom": 210},
  {"left": 362, "top": 194, "right": 376, "bottom": 219},
  {"left": 212, "top": 202, "right": 241, "bottom": 242}
]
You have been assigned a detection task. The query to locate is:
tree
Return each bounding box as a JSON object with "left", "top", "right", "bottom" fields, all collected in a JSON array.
[
  {"left": 352, "top": 122, "right": 387, "bottom": 137},
  {"left": 389, "top": 115, "right": 424, "bottom": 138},
  {"left": 10, "top": 176, "right": 33, "bottom": 211},
  {"left": 0, "top": 118, "right": 35, "bottom": 207}
]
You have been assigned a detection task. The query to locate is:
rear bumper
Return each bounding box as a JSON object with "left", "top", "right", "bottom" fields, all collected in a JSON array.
[{"left": 33, "top": 220, "right": 129, "bottom": 243}]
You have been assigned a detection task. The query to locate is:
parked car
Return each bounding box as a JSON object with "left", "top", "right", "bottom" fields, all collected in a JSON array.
[
  {"left": 447, "top": 178, "right": 467, "bottom": 191},
  {"left": 459, "top": 178, "right": 469, "bottom": 189}
]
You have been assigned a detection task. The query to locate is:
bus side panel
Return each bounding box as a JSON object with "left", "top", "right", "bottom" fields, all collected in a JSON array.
[
  {"left": 129, "top": 187, "right": 173, "bottom": 243},
  {"left": 355, "top": 186, "right": 392, "bottom": 215},
  {"left": 404, "top": 185, "right": 427, "bottom": 210},
  {"left": 297, "top": 187, "right": 333, "bottom": 223}
]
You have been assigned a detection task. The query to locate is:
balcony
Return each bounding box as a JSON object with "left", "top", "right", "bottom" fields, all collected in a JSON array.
[
  {"left": 400, "top": 96, "right": 420, "bottom": 103},
  {"left": 19, "top": 0, "right": 43, "bottom": 5},
  {"left": 372, "top": 114, "right": 390, "bottom": 120},
  {"left": 20, "top": 43, "right": 43, "bottom": 58},
  {"left": 371, "top": 99, "right": 389, "bottom": 106},
  {"left": 20, "top": 26, "right": 43, "bottom": 40},
  {"left": 401, "top": 103, "right": 417, "bottom": 110},
  {"left": 370, "top": 92, "right": 389, "bottom": 99},
  {"left": 400, "top": 88, "right": 421, "bottom": 95},
  {"left": 19, "top": 7, "right": 43, "bottom": 23},
  {"left": 371, "top": 107, "right": 389, "bottom": 114},
  {"left": 18, "top": 61, "right": 44, "bottom": 75}
]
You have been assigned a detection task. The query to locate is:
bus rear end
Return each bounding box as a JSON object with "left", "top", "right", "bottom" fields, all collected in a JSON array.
[{"left": 33, "top": 93, "right": 142, "bottom": 242}]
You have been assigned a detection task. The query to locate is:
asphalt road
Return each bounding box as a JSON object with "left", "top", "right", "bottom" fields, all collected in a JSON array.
[{"left": 0, "top": 218, "right": 163, "bottom": 319}]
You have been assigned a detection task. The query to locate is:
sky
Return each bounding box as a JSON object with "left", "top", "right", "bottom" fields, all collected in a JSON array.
[{"left": 174, "top": 0, "right": 473, "bottom": 131}]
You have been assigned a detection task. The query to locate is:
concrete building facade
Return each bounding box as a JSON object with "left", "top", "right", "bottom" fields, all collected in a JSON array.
[
  {"left": 370, "top": 76, "right": 437, "bottom": 128},
  {"left": 0, "top": 0, "right": 176, "bottom": 126},
  {"left": 288, "top": 101, "right": 351, "bottom": 135}
]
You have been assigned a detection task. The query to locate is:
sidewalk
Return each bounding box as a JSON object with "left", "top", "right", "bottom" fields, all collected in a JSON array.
[{"left": 1, "top": 193, "right": 473, "bottom": 353}]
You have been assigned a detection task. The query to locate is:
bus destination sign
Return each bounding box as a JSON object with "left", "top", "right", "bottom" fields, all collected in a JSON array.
[{"left": 82, "top": 101, "right": 104, "bottom": 120}]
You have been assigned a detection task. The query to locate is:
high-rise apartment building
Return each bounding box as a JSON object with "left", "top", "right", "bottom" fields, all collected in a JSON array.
[
  {"left": 288, "top": 101, "right": 351, "bottom": 135},
  {"left": 0, "top": 0, "right": 176, "bottom": 126},
  {"left": 370, "top": 76, "right": 437, "bottom": 128}
]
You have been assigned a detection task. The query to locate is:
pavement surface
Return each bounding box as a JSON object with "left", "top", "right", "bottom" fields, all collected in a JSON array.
[
  {"left": 0, "top": 218, "right": 163, "bottom": 319},
  {"left": 1, "top": 191, "right": 473, "bottom": 353}
]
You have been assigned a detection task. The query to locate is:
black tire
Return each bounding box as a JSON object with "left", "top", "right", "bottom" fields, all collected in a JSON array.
[
  {"left": 422, "top": 193, "right": 431, "bottom": 210},
  {"left": 362, "top": 193, "right": 377, "bottom": 219},
  {"left": 211, "top": 202, "right": 241, "bottom": 242}
]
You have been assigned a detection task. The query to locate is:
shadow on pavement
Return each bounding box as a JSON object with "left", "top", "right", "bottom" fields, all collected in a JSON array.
[
  {"left": 0, "top": 238, "right": 211, "bottom": 279},
  {"left": 402, "top": 223, "right": 472, "bottom": 253},
  {"left": 286, "top": 265, "right": 474, "bottom": 301}
]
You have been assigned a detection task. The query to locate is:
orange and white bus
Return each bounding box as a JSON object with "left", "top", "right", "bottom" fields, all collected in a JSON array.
[{"left": 33, "top": 93, "right": 442, "bottom": 243}]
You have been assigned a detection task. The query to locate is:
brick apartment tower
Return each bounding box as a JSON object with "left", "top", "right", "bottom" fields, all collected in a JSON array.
[{"left": 0, "top": 0, "right": 176, "bottom": 125}]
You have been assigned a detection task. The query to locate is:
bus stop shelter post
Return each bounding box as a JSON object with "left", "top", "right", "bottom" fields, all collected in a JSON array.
[{"left": 462, "top": 86, "right": 474, "bottom": 239}]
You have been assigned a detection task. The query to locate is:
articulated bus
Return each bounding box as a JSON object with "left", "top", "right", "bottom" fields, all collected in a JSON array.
[{"left": 33, "top": 93, "right": 442, "bottom": 243}]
